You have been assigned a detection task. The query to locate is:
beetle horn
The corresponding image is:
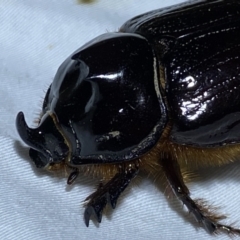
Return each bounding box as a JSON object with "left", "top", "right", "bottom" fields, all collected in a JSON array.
[{"left": 16, "top": 112, "right": 46, "bottom": 152}]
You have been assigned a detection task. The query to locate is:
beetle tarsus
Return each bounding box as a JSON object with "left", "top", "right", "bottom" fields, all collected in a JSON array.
[
  {"left": 161, "top": 154, "right": 240, "bottom": 235},
  {"left": 84, "top": 163, "right": 139, "bottom": 226},
  {"left": 216, "top": 223, "right": 240, "bottom": 235}
]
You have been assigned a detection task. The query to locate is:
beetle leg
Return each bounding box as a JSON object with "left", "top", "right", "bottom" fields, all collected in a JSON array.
[
  {"left": 161, "top": 154, "right": 240, "bottom": 235},
  {"left": 67, "top": 168, "right": 79, "bottom": 185},
  {"left": 84, "top": 162, "right": 139, "bottom": 227}
]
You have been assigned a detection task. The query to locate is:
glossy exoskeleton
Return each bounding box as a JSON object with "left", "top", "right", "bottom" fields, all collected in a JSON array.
[{"left": 16, "top": 0, "right": 240, "bottom": 235}]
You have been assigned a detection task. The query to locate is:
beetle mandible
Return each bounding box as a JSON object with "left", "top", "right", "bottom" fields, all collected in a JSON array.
[{"left": 16, "top": 0, "right": 240, "bottom": 235}]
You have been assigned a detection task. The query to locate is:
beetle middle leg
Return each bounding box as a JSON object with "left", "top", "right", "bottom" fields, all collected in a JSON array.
[
  {"left": 161, "top": 153, "right": 240, "bottom": 235},
  {"left": 83, "top": 161, "right": 139, "bottom": 226}
]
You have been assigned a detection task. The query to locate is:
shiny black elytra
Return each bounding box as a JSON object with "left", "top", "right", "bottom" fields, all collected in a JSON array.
[{"left": 16, "top": 0, "right": 240, "bottom": 235}]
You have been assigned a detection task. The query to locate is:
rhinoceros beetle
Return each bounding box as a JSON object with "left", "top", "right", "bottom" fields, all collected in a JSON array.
[{"left": 16, "top": 0, "right": 240, "bottom": 235}]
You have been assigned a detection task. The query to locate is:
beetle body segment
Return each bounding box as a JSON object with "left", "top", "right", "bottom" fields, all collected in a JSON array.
[
  {"left": 16, "top": 0, "right": 240, "bottom": 235},
  {"left": 122, "top": 0, "right": 240, "bottom": 146},
  {"left": 39, "top": 33, "right": 167, "bottom": 165}
]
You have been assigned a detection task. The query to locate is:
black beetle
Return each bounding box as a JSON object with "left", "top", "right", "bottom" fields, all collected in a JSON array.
[{"left": 16, "top": 0, "right": 240, "bottom": 235}]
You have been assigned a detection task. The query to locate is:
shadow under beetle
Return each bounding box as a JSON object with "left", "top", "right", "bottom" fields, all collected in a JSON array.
[{"left": 16, "top": 0, "right": 240, "bottom": 235}]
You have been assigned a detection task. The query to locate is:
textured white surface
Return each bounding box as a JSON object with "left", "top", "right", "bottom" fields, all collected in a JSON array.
[{"left": 1, "top": 0, "right": 240, "bottom": 239}]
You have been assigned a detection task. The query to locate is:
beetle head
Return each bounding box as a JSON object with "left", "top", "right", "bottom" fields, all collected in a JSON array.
[{"left": 16, "top": 111, "right": 69, "bottom": 168}]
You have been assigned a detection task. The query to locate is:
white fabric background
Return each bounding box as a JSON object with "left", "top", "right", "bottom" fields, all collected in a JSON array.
[{"left": 1, "top": 0, "right": 240, "bottom": 239}]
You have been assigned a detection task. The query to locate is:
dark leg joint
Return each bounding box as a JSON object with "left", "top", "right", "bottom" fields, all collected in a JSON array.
[{"left": 67, "top": 167, "right": 80, "bottom": 185}]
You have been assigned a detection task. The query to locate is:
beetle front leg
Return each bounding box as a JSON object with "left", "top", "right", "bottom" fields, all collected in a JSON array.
[
  {"left": 161, "top": 154, "right": 240, "bottom": 235},
  {"left": 84, "top": 162, "right": 139, "bottom": 227}
]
